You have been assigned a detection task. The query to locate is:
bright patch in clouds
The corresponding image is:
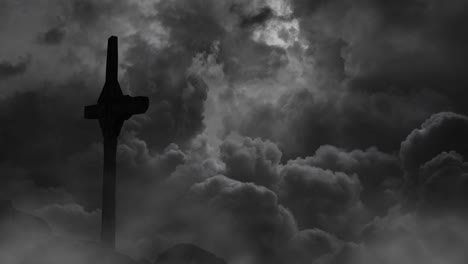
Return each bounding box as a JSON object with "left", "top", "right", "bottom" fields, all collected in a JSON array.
[
  {"left": 252, "top": 18, "right": 300, "bottom": 48},
  {"left": 266, "top": 0, "right": 293, "bottom": 16},
  {"left": 252, "top": 0, "right": 300, "bottom": 49}
]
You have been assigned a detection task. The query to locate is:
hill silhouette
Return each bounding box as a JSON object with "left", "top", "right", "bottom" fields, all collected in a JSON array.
[
  {"left": 0, "top": 200, "right": 51, "bottom": 241},
  {"left": 0, "top": 200, "right": 145, "bottom": 264},
  {"left": 0, "top": 201, "right": 226, "bottom": 264},
  {"left": 154, "top": 243, "right": 226, "bottom": 264}
]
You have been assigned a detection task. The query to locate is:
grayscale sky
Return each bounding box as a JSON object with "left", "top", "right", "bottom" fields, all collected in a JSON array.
[{"left": 1, "top": 0, "right": 468, "bottom": 263}]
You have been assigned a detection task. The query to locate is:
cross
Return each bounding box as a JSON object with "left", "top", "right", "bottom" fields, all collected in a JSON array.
[{"left": 84, "top": 36, "right": 149, "bottom": 248}]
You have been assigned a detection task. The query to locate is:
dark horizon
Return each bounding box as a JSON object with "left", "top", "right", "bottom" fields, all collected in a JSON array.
[{"left": 1, "top": 0, "right": 468, "bottom": 263}]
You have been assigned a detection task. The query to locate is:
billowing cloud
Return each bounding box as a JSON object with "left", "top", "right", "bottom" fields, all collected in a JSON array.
[
  {"left": 220, "top": 135, "right": 282, "bottom": 188},
  {"left": 0, "top": 55, "right": 31, "bottom": 80},
  {"left": 190, "top": 175, "right": 297, "bottom": 263},
  {"left": 278, "top": 162, "right": 366, "bottom": 238},
  {"left": 400, "top": 112, "right": 468, "bottom": 183},
  {"left": 284, "top": 228, "right": 341, "bottom": 264},
  {"left": 123, "top": 39, "right": 209, "bottom": 150},
  {"left": 37, "top": 27, "right": 66, "bottom": 45},
  {"left": 417, "top": 151, "right": 468, "bottom": 212},
  {"left": 2, "top": 0, "right": 468, "bottom": 263},
  {"left": 290, "top": 145, "right": 402, "bottom": 214},
  {"left": 351, "top": 210, "right": 468, "bottom": 264},
  {"left": 396, "top": 112, "right": 468, "bottom": 214},
  {"left": 34, "top": 203, "right": 100, "bottom": 241}
]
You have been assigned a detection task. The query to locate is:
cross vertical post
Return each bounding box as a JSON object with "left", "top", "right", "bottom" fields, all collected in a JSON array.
[
  {"left": 101, "top": 136, "right": 117, "bottom": 246},
  {"left": 84, "top": 36, "right": 149, "bottom": 249}
]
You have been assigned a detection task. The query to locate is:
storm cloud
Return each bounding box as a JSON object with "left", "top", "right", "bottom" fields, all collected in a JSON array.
[
  {"left": 0, "top": 55, "right": 31, "bottom": 80},
  {"left": 1, "top": 0, "right": 468, "bottom": 263}
]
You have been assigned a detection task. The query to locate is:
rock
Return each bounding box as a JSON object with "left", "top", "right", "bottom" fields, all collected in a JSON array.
[
  {"left": 0, "top": 200, "right": 144, "bottom": 264},
  {"left": 0, "top": 200, "right": 51, "bottom": 241},
  {"left": 154, "top": 243, "right": 226, "bottom": 264}
]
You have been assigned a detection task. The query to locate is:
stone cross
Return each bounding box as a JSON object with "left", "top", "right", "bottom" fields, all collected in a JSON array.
[{"left": 84, "top": 36, "right": 149, "bottom": 248}]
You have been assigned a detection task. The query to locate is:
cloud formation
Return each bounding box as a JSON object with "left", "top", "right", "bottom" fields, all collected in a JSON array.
[
  {"left": 0, "top": 55, "right": 31, "bottom": 80},
  {"left": 1, "top": 0, "right": 468, "bottom": 263},
  {"left": 220, "top": 136, "right": 282, "bottom": 188},
  {"left": 279, "top": 162, "right": 365, "bottom": 238}
]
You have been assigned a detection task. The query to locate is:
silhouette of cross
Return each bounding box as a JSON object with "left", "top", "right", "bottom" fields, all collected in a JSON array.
[{"left": 84, "top": 36, "right": 149, "bottom": 248}]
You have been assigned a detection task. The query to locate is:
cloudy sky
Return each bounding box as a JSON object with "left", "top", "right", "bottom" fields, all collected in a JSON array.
[{"left": 1, "top": 0, "right": 468, "bottom": 263}]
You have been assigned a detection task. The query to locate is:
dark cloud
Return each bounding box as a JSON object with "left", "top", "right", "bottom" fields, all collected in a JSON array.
[
  {"left": 290, "top": 145, "right": 402, "bottom": 215},
  {"left": 0, "top": 82, "right": 100, "bottom": 187},
  {"left": 221, "top": 40, "right": 288, "bottom": 81},
  {"left": 221, "top": 0, "right": 465, "bottom": 160},
  {"left": 354, "top": 211, "right": 468, "bottom": 264},
  {"left": 124, "top": 38, "right": 209, "bottom": 150},
  {"left": 2, "top": 0, "right": 468, "bottom": 263},
  {"left": 417, "top": 151, "right": 468, "bottom": 213},
  {"left": 34, "top": 203, "right": 100, "bottom": 241},
  {"left": 400, "top": 112, "right": 468, "bottom": 182},
  {"left": 0, "top": 55, "right": 31, "bottom": 80},
  {"left": 229, "top": 87, "right": 441, "bottom": 158},
  {"left": 293, "top": 0, "right": 468, "bottom": 91},
  {"left": 224, "top": 89, "right": 337, "bottom": 157},
  {"left": 125, "top": 0, "right": 291, "bottom": 152},
  {"left": 190, "top": 175, "right": 297, "bottom": 263},
  {"left": 155, "top": 0, "right": 225, "bottom": 52},
  {"left": 238, "top": 7, "right": 275, "bottom": 28},
  {"left": 220, "top": 136, "right": 282, "bottom": 188},
  {"left": 290, "top": 0, "right": 331, "bottom": 16},
  {"left": 293, "top": 0, "right": 468, "bottom": 110},
  {"left": 68, "top": 0, "right": 130, "bottom": 29},
  {"left": 37, "top": 27, "right": 66, "bottom": 45},
  {"left": 0, "top": 79, "right": 104, "bottom": 212},
  {"left": 156, "top": 0, "right": 289, "bottom": 80},
  {"left": 278, "top": 162, "right": 366, "bottom": 238}
]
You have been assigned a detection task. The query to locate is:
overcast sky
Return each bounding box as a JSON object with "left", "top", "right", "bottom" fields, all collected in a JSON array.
[{"left": 1, "top": 0, "right": 468, "bottom": 263}]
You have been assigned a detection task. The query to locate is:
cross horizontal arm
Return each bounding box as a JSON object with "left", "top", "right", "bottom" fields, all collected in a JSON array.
[
  {"left": 84, "top": 96, "right": 149, "bottom": 120},
  {"left": 113, "top": 96, "right": 149, "bottom": 117}
]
